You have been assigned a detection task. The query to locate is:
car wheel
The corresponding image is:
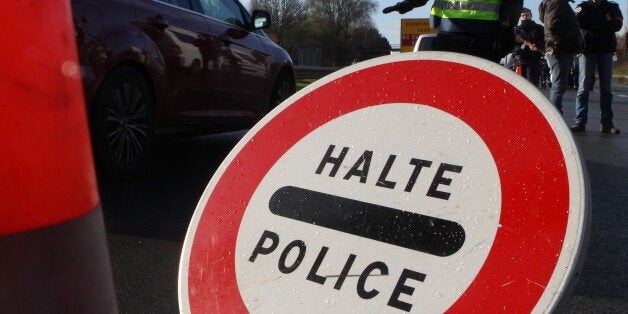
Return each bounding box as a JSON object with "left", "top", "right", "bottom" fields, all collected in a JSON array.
[
  {"left": 90, "top": 66, "right": 154, "bottom": 179},
  {"left": 269, "top": 70, "right": 295, "bottom": 110}
]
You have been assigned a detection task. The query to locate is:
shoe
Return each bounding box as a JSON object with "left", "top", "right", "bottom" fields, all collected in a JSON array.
[
  {"left": 570, "top": 124, "right": 586, "bottom": 132},
  {"left": 600, "top": 125, "right": 620, "bottom": 134}
]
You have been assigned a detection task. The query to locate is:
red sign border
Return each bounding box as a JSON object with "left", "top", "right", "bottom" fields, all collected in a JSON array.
[{"left": 180, "top": 55, "right": 585, "bottom": 312}]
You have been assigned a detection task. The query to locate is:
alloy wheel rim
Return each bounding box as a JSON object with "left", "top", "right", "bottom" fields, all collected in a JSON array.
[
  {"left": 273, "top": 79, "right": 292, "bottom": 107},
  {"left": 106, "top": 82, "right": 149, "bottom": 166}
]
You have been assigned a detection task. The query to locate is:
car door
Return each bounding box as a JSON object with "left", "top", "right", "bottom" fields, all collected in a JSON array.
[
  {"left": 196, "top": 0, "right": 269, "bottom": 120},
  {"left": 132, "top": 0, "right": 212, "bottom": 122}
]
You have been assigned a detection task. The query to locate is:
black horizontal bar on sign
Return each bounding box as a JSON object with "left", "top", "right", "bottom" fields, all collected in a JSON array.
[{"left": 268, "top": 186, "right": 466, "bottom": 257}]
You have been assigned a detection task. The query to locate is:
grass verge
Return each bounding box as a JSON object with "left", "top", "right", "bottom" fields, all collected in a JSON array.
[
  {"left": 296, "top": 79, "right": 317, "bottom": 91},
  {"left": 614, "top": 62, "right": 627, "bottom": 84},
  {"left": 615, "top": 62, "right": 628, "bottom": 76}
]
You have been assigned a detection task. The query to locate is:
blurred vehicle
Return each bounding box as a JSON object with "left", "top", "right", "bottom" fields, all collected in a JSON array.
[
  {"left": 569, "top": 57, "right": 579, "bottom": 90},
  {"left": 538, "top": 57, "right": 551, "bottom": 89},
  {"left": 413, "top": 33, "right": 437, "bottom": 52},
  {"left": 72, "top": 0, "right": 296, "bottom": 179}
]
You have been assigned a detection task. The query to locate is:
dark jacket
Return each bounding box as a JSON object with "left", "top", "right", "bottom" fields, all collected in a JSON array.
[
  {"left": 576, "top": 0, "right": 623, "bottom": 53},
  {"left": 513, "top": 20, "right": 545, "bottom": 62},
  {"left": 539, "top": 0, "right": 582, "bottom": 55}
]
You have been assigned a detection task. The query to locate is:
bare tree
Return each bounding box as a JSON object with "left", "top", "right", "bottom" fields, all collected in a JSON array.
[
  {"left": 352, "top": 25, "right": 391, "bottom": 62},
  {"left": 249, "top": 0, "right": 309, "bottom": 53},
  {"left": 306, "top": 0, "right": 377, "bottom": 66},
  {"left": 250, "top": 0, "right": 381, "bottom": 66}
]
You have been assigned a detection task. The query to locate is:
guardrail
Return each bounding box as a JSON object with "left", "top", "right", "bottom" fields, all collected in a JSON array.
[{"left": 295, "top": 66, "right": 340, "bottom": 80}]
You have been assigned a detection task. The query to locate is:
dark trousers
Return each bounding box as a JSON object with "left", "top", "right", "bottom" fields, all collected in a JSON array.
[
  {"left": 521, "top": 61, "right": 540, "bottom": 86},
  {"left": 432, "top": 31, "right": 501, "bottom": 63}
]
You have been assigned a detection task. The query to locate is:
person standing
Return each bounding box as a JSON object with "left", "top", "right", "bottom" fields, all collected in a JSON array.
[
  {"left": 571, "top": 0, "right": 623, "bottom": 134},
  {"left": 513, "top": 7, "right": 545, "bottom": 86},
  {"left": 539, "top": 0, "right": 582, "bottom": 114},
  {"left": 383, "top": 0, "right": 522, "bottom": 63}
]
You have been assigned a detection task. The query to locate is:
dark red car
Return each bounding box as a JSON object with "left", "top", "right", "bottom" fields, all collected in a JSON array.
[{"left": 72, "top": 0, "right": 296, "bottom": 179}]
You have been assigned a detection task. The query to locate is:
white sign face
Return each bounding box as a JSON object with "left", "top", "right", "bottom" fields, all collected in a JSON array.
[{"left": 236, "top": 105, "right": 500, "bottom": 312}]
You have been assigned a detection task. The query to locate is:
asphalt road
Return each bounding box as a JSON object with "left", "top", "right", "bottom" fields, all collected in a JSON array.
[{"left": 100, "top": 83, "right": 628, "bottom": 313}]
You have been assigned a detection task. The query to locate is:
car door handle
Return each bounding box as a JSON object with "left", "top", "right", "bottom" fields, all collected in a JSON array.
[{"left": 148, "top": 15, "right": 169, "bottom": 30}]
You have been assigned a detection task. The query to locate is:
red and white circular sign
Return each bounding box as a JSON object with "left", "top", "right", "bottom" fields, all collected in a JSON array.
[{"left": 179, "top": 52, "right": 589, "bottom": 313}]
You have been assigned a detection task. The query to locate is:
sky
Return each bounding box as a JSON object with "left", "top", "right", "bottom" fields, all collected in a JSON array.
[{"left": 241, "top": 0, "right": 628, "bottom": 47}]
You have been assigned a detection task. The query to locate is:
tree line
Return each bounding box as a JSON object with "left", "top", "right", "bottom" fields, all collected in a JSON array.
[{"left": 249, "top": 0, "right": 392, "bottom": 67}]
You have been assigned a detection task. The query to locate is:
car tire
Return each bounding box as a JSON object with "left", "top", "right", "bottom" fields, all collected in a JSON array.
[
  {"left": 90, "top": 65, "right": 154, "bottom": 180},
  {"left": 269, "top": 70, "right": 295, "bottom": 110}
]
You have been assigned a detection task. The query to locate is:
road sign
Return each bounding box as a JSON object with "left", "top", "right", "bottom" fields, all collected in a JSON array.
[
  {"left": 179, "top": 52, "right": 589, "bottom": 313},
  {"left": 401, "top": 19, "right": 437, "bottom": 53}
]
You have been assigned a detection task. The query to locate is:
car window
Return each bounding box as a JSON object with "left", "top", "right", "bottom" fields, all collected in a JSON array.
[
  {"left": 158, "top": 0, "right": 193, "bottom": 10},
  {"left": 198, "top": 0, "right": 246, "bottom": 28}
]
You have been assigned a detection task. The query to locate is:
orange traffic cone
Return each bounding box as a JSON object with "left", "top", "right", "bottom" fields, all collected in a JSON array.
[{"left": 0, "top": 2, "right": 117, "bottom": 313}]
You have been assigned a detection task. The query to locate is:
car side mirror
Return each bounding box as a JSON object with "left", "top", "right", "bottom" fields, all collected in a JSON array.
[{"left": 251, "top": 10, "right": 271, "bottom": 30}]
